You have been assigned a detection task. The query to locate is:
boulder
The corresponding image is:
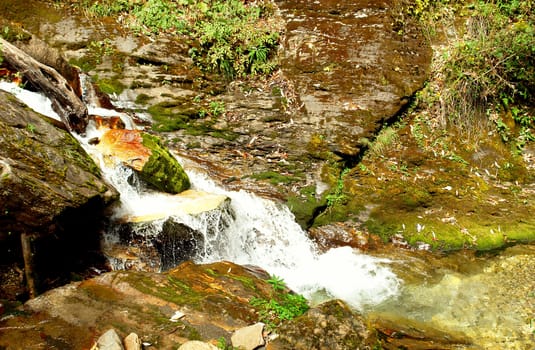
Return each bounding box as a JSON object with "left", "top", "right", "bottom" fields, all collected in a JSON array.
[
  {"left": 0, "top": 90, "right": 118, "bottom": 297},
  {"left": 231, "top": 322, "right": 265, "bottom": 350},
  {"left": 96, "top": 129, "right": 190, "bottom": 194},
  {"left": 276, "top": 0, "right": 432, "bottom": 156},
  {"left": 106, "top": 219, "right": 205, "bottom": 272},
  {"left": 0, "top": 261, "right": 279, "bottom": 349},
  {"left": 267, "top": 299, "right": 373, "bottom": 350}
]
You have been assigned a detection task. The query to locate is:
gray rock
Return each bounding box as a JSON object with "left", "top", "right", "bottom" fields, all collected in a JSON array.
[
  {"left": 231, "top": 322, "right": 265, "bottom": 350},
  {"left": 97, "top": 329, "right": 124, "bottom": 350}
]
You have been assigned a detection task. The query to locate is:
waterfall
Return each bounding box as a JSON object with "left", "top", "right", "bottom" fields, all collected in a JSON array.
[
  {"left": 189, "top": 170, "right": 401, "bottom": 309},
  {"left": 1, "top": 79, "right": 401, "bottom": 310},
  {"left": 97, "top": 161, "right": 401, "bottom": 309}
]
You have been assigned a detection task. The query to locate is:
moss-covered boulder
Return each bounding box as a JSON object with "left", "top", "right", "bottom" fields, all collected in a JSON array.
[
  {"left": 139, "top": 132, "right": 190, "bottom": 193},
  {"left": 97, "top": 129, "right": 190, "bottom": 194},
  {"left": 0, "top": 90, "right": 118, "bottom": 297}
]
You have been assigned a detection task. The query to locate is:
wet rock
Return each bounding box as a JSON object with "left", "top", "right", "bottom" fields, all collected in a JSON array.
[
  {"left": 96, "top": 129, "right": 190, "bottom": 193},
  {"left": 0, "top": 261, "right": 281, "bottom": 349},
  {"left": 177, "top": 341, "right": 218, "bottom": 350},
  {"left": 132, "top": 37, "right": 192, "bottom": 66},
  {"left": 124, "top": 333, "right": 142, "bottom": 350},
  {"left": 276, "top": 0, "right": 431, "bottom": 156},
  {"left": 0, "top": 90, "right": 118, "bottom": 297},
  {"left": 268, "top": 299, "right": 373, "bottom": 350},
  {"left": 105, "top": 219, "right": 205, "bottom": 272},
  {"left": 308, "top": 222, "right": 382, "bottom": 252},
  {"left": 231, "top": 322, "right": 265, "bottom": 350},
  {"left": 96, "top": 329, "right": 124, "bottom": 350},
  {"left": 370, "top": 314, "right": 472, "bottom": 350},
  {"left": 104, "top": 193, "right": 231, "bottom": 272}
]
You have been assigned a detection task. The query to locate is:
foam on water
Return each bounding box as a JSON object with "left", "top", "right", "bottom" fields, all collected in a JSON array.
[{"left": 0, "top": 81, "right": 61, "bottom": 120}]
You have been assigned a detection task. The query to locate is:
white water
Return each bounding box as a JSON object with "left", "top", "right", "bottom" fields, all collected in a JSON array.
[{"left": 1, "top": 80, "right": 401, "bottom": 310}]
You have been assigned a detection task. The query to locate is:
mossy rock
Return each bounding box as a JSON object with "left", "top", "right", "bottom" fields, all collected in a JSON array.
[{"left": 139, "top": 133, "right": 190, "bottom": 194}]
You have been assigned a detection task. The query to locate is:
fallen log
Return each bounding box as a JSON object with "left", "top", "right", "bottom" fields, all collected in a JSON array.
[{"left": 0, "top": 37, "right": 88, "bottom": 134}]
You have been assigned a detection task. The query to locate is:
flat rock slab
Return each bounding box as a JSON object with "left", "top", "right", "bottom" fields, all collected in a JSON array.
[{"left": 276, "top": 0, "right": 431, "bottom": 155}]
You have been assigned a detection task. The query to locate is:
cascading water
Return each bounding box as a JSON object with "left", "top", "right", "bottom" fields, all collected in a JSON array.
[{"left": 1, "top": 79, "right": 401, "bottom": 310}]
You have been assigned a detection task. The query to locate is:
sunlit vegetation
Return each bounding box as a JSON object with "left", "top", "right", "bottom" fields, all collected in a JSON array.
[
  {"left": 68, "top": 0, "right": 282, "bottom": 79},
  {"left": 250, "top": 275, "right": 309, "bottom": 330},
  {"left": 401, "top": 0, "right": 534, "bottom": 152}
]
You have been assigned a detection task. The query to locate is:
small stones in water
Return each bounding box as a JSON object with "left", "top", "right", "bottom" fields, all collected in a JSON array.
[{"left": 231, "top": 322, "right": 265, "bottom": 350}]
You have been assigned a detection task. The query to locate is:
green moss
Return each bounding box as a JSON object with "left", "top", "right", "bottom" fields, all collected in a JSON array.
[
  {"left": 96, "top": 77, "right": 126, "bottom": 95},
  {"left": 123, "top": 273, "right": 202, "bottom": 307},
  {"left": 249, "top": 171, "right": 299, "bottom": 185},
  {"left": 140, "top": 133, "right": 191, "bottom": 194},
  {"left": 135, "top": 93, "right": 153, "bottom": 105},
  {"left": 286, "top": 186, "right": 326, "bottom": 229}
]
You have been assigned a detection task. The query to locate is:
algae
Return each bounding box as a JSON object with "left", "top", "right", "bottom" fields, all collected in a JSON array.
[{"left": 139, "top": 133, "right": 190, "bottom": 194}]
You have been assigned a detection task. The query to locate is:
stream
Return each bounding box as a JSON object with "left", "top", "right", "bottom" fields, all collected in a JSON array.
[{"left": 2, "top": 80, "right": 534, "bottom": 349}]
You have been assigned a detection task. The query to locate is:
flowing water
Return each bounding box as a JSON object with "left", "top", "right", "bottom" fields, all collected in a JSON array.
[
  {"left": 92, "top": 138, "right": 402, "bottom": 310},
  {"left": 3, "top": 81, "right": 534, "bottom": 348},
  {"left": 1, "top": 80, "right": 400, "bottom": 309}
]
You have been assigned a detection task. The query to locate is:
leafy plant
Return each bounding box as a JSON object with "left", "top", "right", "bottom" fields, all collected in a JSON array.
[
  {"left": 266, "top": 274, "right": 286, "bottom": 291},
  {"left": 216, "top": 337, "right": 238, "bottom": 350},
  {"left": 250, "top": 276, "right": 309, "bottom": 330},
  {"left": 326, "top": 168, "right": 350, "bottom": 207},
  {"left": 74, "top": 0, "right": 282, "bottom": 79}
]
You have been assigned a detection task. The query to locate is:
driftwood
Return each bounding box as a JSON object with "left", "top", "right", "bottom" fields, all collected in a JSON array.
[
  {"left": 0, "top": 37, "right": 88, "bottom": 134},
  {"left": 20, "top": 233, "right": 37, "bottom": 299}
]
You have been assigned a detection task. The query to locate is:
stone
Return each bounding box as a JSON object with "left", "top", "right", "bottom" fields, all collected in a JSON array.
[
  {"left": 96, "top": 329, "right": 124, "bottom": 350},
  {"left": 96, "top": 129, "right": 190, "bottom": 194},
  {"left": 231, "top": 322, "right": 265, "bottom": 350},
  {"left": 0, "top": 90, "right": 118, "bottom": 296},
  {"left": 268, "top": 300, "right": 373, "bottom": 350},
  {"left": 0, "top": 261, "right": 277, "bottom": 348},
  {"left": 177, "top": 341, "right": 218, "bottom": 350},
  {"left": 126, "top": 190, "right": 230, "bottom": 222},
  {"left": 124, "top": 333, "right": 142, "bottom": 350},
  {"left": 277, "top": 0, "right": 432, "bottom": 156}
]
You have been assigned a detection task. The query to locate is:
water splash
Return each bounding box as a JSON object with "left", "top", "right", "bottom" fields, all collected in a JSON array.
[{"left": 115, "top": 166, "right": 401, "bottom": 310}]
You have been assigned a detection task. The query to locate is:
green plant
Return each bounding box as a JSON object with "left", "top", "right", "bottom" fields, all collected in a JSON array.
[
  {"left": 216, "top": 337, "right": 238, "bottom": 350},
  {"left": 266, "top": 274, "right": 286, "bottom": 291},
  {"left": 441, "top": 1, "right": 534, "bottom": 144},
  {"left": 368, "top": 127, "right": 399, "bottom": 157},
  {"left": 209, "top": 101, "right": 225, "bottom": 117},
  {"left": 249, "top": 276, "right": 309, "bottom": 330},
  {"left": 26, "top": 123, "right": 36, "bottom": 133},
  {"left": 326, "top": 168, "right": 350, "bottom": 207},
  {"left": 250, "top": 293, "right": 309, "bottom": 330},
  {"left": 75, "top": 0, "right": 282, "bottom": 79}
]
